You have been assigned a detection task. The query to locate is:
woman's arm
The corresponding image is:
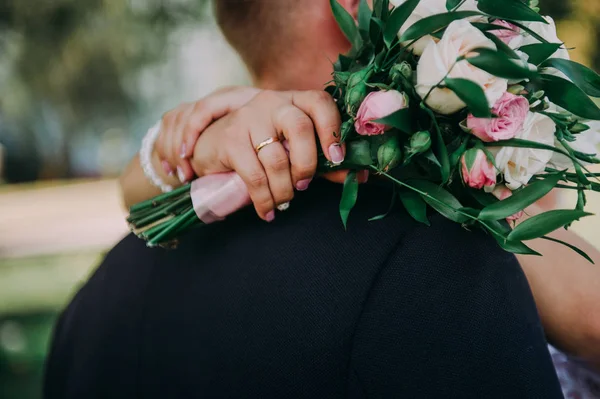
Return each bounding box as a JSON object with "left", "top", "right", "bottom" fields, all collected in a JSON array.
[
  {"left": 119, "top": 152, "right": 179, "bottom": 209},
  {"left": 518, "top": 201, "right": 600, "bottom": 367},
  {"left": 119, "top": 87, "right": 260, "bottom": 209}
]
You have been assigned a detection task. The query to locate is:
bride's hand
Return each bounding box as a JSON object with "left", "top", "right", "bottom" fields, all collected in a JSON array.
[
  {"left": 190, "top": 90, "right": 367, "bottom": 222},
  {"left": 155, "top": 86, "right": 261, "bottom": 183}
]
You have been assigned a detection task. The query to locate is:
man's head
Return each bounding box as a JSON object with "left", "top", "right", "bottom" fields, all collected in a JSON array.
[{"left": 214, "top": 0, "right": 359, "bottom": 90}]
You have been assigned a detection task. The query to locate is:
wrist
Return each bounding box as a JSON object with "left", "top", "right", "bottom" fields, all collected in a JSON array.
[{"left": 140, "top": 121, "right": 177, "bottom": 193}]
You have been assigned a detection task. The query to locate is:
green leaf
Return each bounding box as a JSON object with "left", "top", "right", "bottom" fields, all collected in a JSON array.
[
  {"left": 470, "top": 189, "right": 499, "bottom": 207},
  {"left": 444, "top": 78, "right": 491, "bottom": 118},
  {"left": 339, "top": 171, "right": 360, "bottom": 229},
  {"left": 539, "top": 74, "right": 600, "bottom": 120},
  {"left": 374, "top": 0, "right": 390, "bottom": 20},
  {"left": 358, "top": 0, "right": 372, "bottom": 36},
  {"left": 481, "top": 220, "right": 542, "bottom": 256},
  {"left": 477, "top": 0, "right": 547, "bottom": 23},
  {"left": 432, "top": 119, "right": 451, "bottom": 183},
  {"left": 374, "top": 108, "right": 415, "bottom": 134},
  {"left": 370, "top": 17, "right": 384, "bottom": 46},
  {"left": 345, "top": 140, "right": 374, "bottom": 166},
  {"left": 493, "top": 234, "right": 542, "bottom": 255},
  {"left": 509, "top": 20, "right": 549, "bottom": 44},
  {"left": 369, "top": 187, "right": 397, "bottom": 222},
  {"left": 519, "top": 43, "right": 563, "bottom": 65},
  {"left": 330, "top": 0, "right": 362, "bottom": 49},
  {"left": 398, "top": 189, "right": 430, "bottom": 225},
  {"left": 508, "top": 210, "right": 594, "bottom": 241},
  {"left": 384, "top": 0, "right": 421, "bottom": 47},
  {"left": 540, "top": 58, "right": 600, "bottom": 97},
  {"left": 484, "top": 32, "right": 520, "bottom": 59},
  {"left": 479, "top": 173, "right": 563, "bottom": 221},
  {"left": 408, "top": 180, "right": 469, "bottom": 223},
  {"left": 472, "top": 22, "right": 517, "bottom": 33},
  {"left": 446, "top": 0, "right": 462, "bottom": 11},
  {"left": 400, "top": 11, "right": 483, "bottom": 42},
  {"left": 488, "top": 138, "right": 571, "bottom": 159},
  {"left": 541, "top": 236, "right": 594, "bottom": 264},
  {"left": 467, "top": 48, "right": 536, "bottom": 80}
]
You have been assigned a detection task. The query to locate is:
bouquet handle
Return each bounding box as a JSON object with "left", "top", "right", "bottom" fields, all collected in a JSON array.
[{"left": 190, "top": 172, "right": 252, "bottom": 224}]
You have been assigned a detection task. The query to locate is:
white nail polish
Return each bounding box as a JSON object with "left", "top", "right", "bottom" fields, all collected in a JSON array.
[{"left": 177, "top": 167, "right": 186, "bottom": 183}]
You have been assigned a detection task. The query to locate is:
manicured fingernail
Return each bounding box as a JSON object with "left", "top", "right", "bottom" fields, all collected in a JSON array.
[
  {"left": 358, "top": 170, "right": 369, "bottom": 183},
  {"left": 296, "top": 178, "right": 312, "bottom": 191},
  {"left": 161, "top": 160, "right": 174, "bottom": 176},
  {"left": 180, "top": 143, "right": 187, "bottom": 159},
  {"left": 177, "top": 167, "right": 187, "bottom": 183},
  {"left": 266, "top": 211, "right": 275, "bottom": 222},
  {"left": 329, "top": 144, "right": 344, "bottom": 165}
]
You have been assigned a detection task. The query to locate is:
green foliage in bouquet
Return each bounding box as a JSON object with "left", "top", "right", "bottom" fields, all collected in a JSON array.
[
  {"left": 129, "top": 0, "right": 600, "bottom": 261},
  {"left": 321, "top": 0, "right": 600, "bottom": 261}
]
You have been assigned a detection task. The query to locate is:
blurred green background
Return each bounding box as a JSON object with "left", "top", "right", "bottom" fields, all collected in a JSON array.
[{"left": 0, "top": 1, "right": 599, "bottom": 398}]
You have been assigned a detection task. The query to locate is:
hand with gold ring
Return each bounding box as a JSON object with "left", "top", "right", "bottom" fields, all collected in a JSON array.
[{"left": 190, "top": 90, "right": 365, "bottom": 222}]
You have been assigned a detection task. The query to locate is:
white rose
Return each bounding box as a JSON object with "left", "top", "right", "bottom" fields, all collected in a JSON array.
[
  {"left": 416, "top": 20, "right": 508, "bottom": 115},
  {"left": 493, "top": 112, "right": 556, "bottom": 190},
  {"left": 550, "top": 120, "right": 600, "bottom": 169},
  {"left": 390, "top": 0, "right": 480, "bottom": 55},
  {"left": 523, "top": 16, "right": 569, "bottom": 60}
]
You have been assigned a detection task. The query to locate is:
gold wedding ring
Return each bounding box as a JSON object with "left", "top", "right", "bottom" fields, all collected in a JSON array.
[{"left": 255, "top": 137, "right": 280, "bottom": 154}]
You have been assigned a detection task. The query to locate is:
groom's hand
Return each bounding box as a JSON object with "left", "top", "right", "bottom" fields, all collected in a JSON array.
[{"left": 190, "top": 90, "right": 361, "bottom": 221}]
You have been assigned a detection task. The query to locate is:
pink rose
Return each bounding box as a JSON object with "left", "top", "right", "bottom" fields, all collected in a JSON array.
[
  {"left": 461, "top": 149, "right": 497, "bottom": 189},
  {"left": 492, "top": 185, "right": 524, "bottom": 222},
  {"left": 467, "top": 92, "right": 529, "bottom": 142},
  {"left": 354, "top": 90, "right": 408, "bottom": 136},
  {"left": 491, "top": 20, "right": 521, "bottom": 45}
]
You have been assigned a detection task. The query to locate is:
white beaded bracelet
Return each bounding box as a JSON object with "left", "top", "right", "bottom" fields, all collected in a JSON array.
[{"left": 140, "top": 121, "right": 174, "bottom": 193}]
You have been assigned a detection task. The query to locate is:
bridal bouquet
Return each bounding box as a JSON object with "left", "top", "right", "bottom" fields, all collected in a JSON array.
[{"left": 128, "top": 0, "right": 600, "bottom": 260}]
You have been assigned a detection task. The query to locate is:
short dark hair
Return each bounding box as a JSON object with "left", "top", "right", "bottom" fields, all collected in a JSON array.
[{"left": 213, "top": 0, "right": 299, "bottom": 76}]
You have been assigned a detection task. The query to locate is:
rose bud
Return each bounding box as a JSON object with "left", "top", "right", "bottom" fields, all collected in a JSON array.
[
  {"left": 492, "top": 185, "right": 524, "bottom": 222},
  {"left": 347, "top": 67, "right": 373, "bottom": 89},
  {"left": 409, "top": 131, "right": 432, "bottom": 154},
  {"left": 339, "top": 119, "right": 354, "bottom": 141},
  {"left": 389, "top": 62, "right": 413, "bottom": 84},
  {"left": 377, "top": 136, "right": 403, "bottom": 172},
  {"left": 354, "top": 90, "right": 408, "bottom": 136},
  {"left": 460, "top": 148, "right": 497, "bottom": 189},
  {"left": 334, "top": 71, "right": 351, "bottom": 87},
  {"left": 345, "top": 83, "right": 368, "bottom": 117}
]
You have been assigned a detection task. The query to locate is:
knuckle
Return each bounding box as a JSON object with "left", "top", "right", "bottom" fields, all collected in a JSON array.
[
  {"left": 254, "top": 196, "right": 274, "bottom": 212},
  {"left": 187, "top": 114, "right": 209, "bottom": 136},
  {"left": 192, "top": 100, "right": 205, "bottom": 113},
  {"left": 265, "top": 153, "right": 290, "bottom": 173},
  {"left": 277, "top": 190, "right": 295, "bottom": 204},
  {"left": 247, "top": 170, "right": 269, "bottom": 189},
  {"left": 311, "top": 90, "right": 333, "bottom": 105},
  {"left": 289, "top": 114, "right": 314, "bottom": 135},
  {"left": 256, "top": 90, "right": 282, "bottom": 103},
  {"left": 294, "top": 163, "right": 316, "bottom": 178}
]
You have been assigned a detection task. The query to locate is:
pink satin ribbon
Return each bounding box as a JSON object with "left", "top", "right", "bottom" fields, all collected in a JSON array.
[{"left": 190, "top": 172, "right": 251, "bottom": 224}]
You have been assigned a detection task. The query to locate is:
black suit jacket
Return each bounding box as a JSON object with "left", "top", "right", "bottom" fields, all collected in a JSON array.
[{"left": 44, "top": 179, "right": 563, "bottom": 398}]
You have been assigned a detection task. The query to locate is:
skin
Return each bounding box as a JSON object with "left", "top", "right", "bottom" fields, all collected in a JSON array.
[
  {"left": 119, "top": 0, "right": 600, "bottom": 365},
  {"left": 518, "top": 198, "right": 600, "bottom": 369}
]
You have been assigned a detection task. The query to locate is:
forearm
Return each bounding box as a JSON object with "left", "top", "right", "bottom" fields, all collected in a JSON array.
[
  {"left": 518, "top": 227, "right": 600, "bottom": 365},
  {"left": 119, "top": 152, "right": 183, "bottom": 209}
]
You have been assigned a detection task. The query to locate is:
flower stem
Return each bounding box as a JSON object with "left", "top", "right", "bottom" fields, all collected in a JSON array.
[{"left": 129, "top": 183, "right": 191, "bottom": 213}]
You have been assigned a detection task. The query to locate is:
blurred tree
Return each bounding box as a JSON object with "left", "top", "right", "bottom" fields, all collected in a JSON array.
[{"left": 0, "top": 0, "right": 208, "bottom": 179}]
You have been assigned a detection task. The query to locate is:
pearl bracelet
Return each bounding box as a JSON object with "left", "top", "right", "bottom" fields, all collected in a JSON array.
[{"left": 140, "top": 121, "right": 174, "bottom": 193}]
